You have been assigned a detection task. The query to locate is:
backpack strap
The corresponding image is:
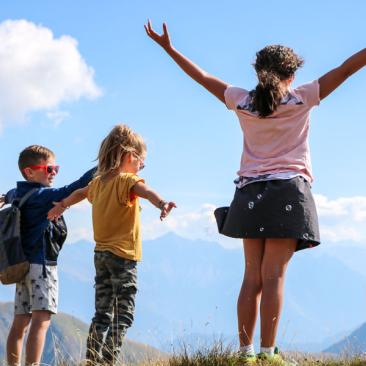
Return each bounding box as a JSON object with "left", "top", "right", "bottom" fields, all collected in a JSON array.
[{"left": 15, "top": 188, "right": 39, "bottom": 208}]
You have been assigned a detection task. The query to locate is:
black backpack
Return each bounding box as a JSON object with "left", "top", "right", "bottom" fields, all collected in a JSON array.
[
  {"left": 0, "top": 189, "right": 38, "bottom": 285},
  {"left": 44, "top": 216, "right": 67, "bottom": 264}
]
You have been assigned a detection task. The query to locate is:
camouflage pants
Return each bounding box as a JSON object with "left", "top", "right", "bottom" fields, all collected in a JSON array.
[{"left": 86, "top": 250, "right": 138, "bottom": 364}]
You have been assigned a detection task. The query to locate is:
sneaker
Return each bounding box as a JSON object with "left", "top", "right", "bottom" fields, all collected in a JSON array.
[
  {"left": 238, "top": 352, "right": 257, "bottom": 364},
  {"left": 257, "top": 347, "right": 297, "bottom": 365}
]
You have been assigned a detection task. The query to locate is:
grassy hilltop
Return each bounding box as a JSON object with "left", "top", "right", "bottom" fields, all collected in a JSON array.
[
  {"left": 138, "top": 349, "right": 366, "bottom": 366},
  {"left": 135, "top": 342, "right": 366, "bottom": 366},
  {"left": 1, "top": 300, "right": 366, "bottom": 365}
]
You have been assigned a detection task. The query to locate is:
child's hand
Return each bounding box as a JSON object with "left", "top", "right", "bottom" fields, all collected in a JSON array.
[
  {"left": 144, "top": 20, "right": 172, "bottom": 50},
  {"left": 160, "top": 201, "right": 177, "bottom": 221},
  {"left": 47, "top": 201, "right": 66, "bottom": 221},
  {"left": 0, "top": 194, "right": 5, "bottom": 209}
]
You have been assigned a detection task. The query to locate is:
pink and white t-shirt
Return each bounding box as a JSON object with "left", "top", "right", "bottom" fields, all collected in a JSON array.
[{"left": 224, "top": 80, "right": 320, "bottom": 183}]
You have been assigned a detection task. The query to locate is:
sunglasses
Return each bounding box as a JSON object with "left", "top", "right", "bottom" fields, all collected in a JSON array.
[
  {"left": 26, "top": 165, "right": 60, "bottom": 174},
  {"left": 132, "top": 152, "right": 145, "bottom": 170}
]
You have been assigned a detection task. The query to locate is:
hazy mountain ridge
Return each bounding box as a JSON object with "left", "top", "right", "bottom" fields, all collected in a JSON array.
[
  {"left": 324, "top": 322, "right": 366, "bottom": 355},
  {"left": 1, "top": 233, "right": 366, "bottom": 353},
  {"left": 0, "top": 302, "right": 164, "bottom": 364}
]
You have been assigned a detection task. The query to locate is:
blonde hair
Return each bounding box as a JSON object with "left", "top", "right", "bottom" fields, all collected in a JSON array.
[{"left": 95, "top": 124, "right": 146, "bottom": 178}]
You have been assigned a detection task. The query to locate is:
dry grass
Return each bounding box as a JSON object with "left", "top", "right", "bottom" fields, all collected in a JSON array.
[
  {"left": 48, "top": 340, "right": 366, "bottom": 365},
  {"left": 138, "top": 357, "right": 366, "bottom": 366},
  {"left": 135, "top": 345, "right": 366, "bottom": 366}
]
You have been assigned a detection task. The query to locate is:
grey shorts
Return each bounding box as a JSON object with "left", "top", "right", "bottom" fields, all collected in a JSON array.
[{"left": 14, "top": 264, "right": 58, "bottom": 315}]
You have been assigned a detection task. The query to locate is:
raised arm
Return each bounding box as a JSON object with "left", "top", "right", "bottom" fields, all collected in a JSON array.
[
  {"left": 145, "top": 20, "right": 228, "bottom": 103},
  {"left": 47, "top": 186, "right": 89, "bottom": 220},
  {"left": 319, "top": 48, "right": 366, "bottom": 100},
  {"left": 132, "top": 181, "right": 176, "bottom": 220}
]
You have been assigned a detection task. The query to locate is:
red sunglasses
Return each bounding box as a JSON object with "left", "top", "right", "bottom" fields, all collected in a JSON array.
[{"left": 26, "top": 165, "right": 60, "bottom": 174}]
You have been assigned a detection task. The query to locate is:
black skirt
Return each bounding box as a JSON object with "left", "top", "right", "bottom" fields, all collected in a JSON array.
[{"left": 214, "top": 176, "right": 320, "bottom": 251}]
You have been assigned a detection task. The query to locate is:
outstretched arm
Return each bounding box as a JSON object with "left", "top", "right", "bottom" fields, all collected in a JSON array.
[
  {"left": 132, "top": 181, "right": 176, "bottom": 220},
  {"left": 47, "top": 186, "right": 89, "bottom": 220},
  {"left": 145, "top": 20, "right": 228, "bottom": 103},
  {"left": 319, "top": 48, "right": 366, "bottom": 100}
]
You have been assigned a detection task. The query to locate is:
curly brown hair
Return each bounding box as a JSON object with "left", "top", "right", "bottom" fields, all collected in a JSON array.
[{"left": 251, "top": 45, "right": 304, "bottom": 117}]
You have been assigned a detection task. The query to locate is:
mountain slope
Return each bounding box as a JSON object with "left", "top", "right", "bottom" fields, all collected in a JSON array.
[
  {"left": 0, "top": 302, "right": 164, "bottom": 364},
  {"left": 324, "top": 322, "right": 366, "bottom": 355},
  {"left": 2, "top": 233, "right": 366, "bottom": 352}
]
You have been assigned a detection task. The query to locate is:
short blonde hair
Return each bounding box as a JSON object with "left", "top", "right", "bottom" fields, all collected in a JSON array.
[
  {"left": 95, "top": 124, "right": 146, "bottom": 178},
  {"left": 18, "top": 145, "right": 55, "bottom": 179}
]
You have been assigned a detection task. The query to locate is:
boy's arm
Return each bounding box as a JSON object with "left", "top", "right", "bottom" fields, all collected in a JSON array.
[
  {"left": 131, "top": 181, "right": 176, "bottom": 220},
  {"left": 47, "top": 186, "right": 89, "bottom": 220},
  {"left": 145, "top": 21, "right": 228, "bottom": 104},
  {"left": 318, "top": 48, "right": 366, "bottom": 100},
  {"left": 41, "top": 167, "right": 96, "bottom": 206}
]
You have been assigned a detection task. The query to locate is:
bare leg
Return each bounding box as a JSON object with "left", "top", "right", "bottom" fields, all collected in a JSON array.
[
  {"left": 7, "top": 314, "right": 32, "bottom": 365},
  {"left": 237, "top": 238, "right": 265, "bottom": 346},
  {"left": 25, "top": 310, "right": 52, "bottom": 365},
  {"left": 260, "top": 238, "right": 296, "bottom": 347}
]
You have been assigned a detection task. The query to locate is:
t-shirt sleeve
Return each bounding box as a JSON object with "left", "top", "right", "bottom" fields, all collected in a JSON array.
[
  {"left": 224, "top": 86, "right": 249, "bottom": 110},
  {"left": 118, "top": 174, "right": 145, "bottom": 206},
  {"left": 86, "top": 180, "right": 95, "bottom": 203},
  {"left": 295, "top": 80, "right": 320, "bottom": 108}
]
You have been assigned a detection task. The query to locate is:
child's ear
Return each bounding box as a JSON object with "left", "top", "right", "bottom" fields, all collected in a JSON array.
[
  {"left": 23, "top": 167, "right": 32, "bottom": 179},
  {"left": 121, "top": 152, "right": 132, "bottom": 165},
  {"left": 287, "top": 75, "right": 295, "bottom": 84}
]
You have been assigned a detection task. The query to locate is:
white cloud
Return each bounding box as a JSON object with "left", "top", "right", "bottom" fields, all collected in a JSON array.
[
  {"left": 142, "top": 203, "right": 241, "bottom": 249},
  {"left": 66, "top": 204, "right": 236, "bottom": 249},
  {"left": 47, "top": 110, "right": 70, "bottom": 127},
  {"left": 141, "top": 195, "right": 366, "bottom": 248},
  {"left": 61, "top": 201, "right": 93, "bottom": 243},
  {"left": 314, "top": 194, "right": 366, "bottom": 221},
  {"left": 314, "top": 194, "right": 366, "bottom": 243},
  {"left": 319, "top": 225, "right": 363, "bottom": 243},
  {"left": 72, "top": 199, "right": 92, "bottom": 212},
  {"left": 65, "top": 193, "right": 366, "bottom": 249},
  {"left": 67, "top": 224, "right": 93, "bottom": 244},
  {"left": 0, "top": 19, "right": 101, "bottom": 131}
]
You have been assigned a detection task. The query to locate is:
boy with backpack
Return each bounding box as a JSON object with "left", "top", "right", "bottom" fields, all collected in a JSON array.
[{"left": 0, "top": 145, "right": 94, "bottom": 365}]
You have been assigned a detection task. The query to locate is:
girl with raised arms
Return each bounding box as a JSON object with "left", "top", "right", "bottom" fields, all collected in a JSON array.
[{"left": 145, "top": 20, "right": 366, "bottom": 364}]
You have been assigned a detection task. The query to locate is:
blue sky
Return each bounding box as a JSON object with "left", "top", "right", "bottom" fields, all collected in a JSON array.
[{"left": 1, "top": 0, "right": 366, "bottom": 248}]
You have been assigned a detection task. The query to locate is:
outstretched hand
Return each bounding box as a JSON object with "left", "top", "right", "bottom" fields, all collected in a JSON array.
[
  {"left": 160, "top": 201, "right": 177, "bottom": 221},
  {"left": 144, "top": 20, "right": 172, "bottom": 50},
  {"left": 47, "top": 201, "right": 66, "bottom": 221}
]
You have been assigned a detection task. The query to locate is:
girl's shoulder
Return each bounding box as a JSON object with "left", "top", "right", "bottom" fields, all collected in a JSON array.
[
  {"left": 224, "top": 86, "right": 250, "bottom": 110},
  {"left": 292, "top": 80, "right": 320, "bottom": 107},
  {"left": 88, "top": 175, "right": 101, "bottom": 187},
  {"left": 117, "top": 172, "right": 141, "bottom": 181},
  {"left": 117, "top": 173, "right": 144, "bottom": 189}
]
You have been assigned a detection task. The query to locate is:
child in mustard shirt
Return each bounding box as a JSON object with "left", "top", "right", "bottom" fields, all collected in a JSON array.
[{"left": 47, "top": 124, "right": 176, "bottom": 364}]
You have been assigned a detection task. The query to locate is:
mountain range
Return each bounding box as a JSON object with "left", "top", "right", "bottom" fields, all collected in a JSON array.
[
  {"left": 0, "top": 302, "right": 164, "bottom": 364},
  {"left": 1, "top": 233, "right": 366, "bottom": 354},
  {"left": 324, "top": 321, "right": 366, "bottom": 355}
]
